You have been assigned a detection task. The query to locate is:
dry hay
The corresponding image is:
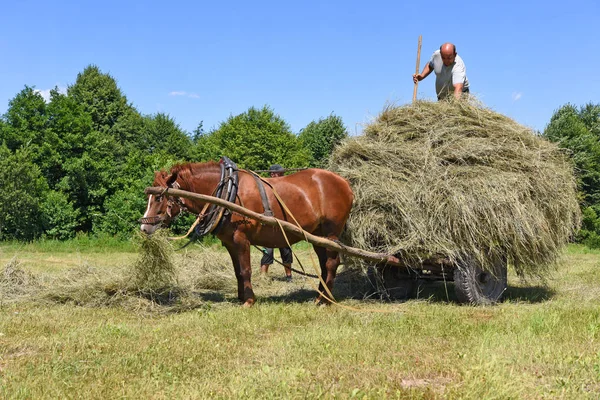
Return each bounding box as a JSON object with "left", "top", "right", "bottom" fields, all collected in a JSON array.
[
  {"left": 0, "top": 232, "right": 238, "bottom": 312},
  {"left": 0, "top": 257, "right": 39, "bottom": 302},
  {"left": 41, "top": 232, "right": 198, "bottom": 311},
  {"left": 1, "top": 241, "right": 371, "bottom": 308},
  {"left": 130, "top": 230, "right": 179, "bottom": 297},
  {"left": 329, "top": 99, "right": 581, "bottom": 276}
]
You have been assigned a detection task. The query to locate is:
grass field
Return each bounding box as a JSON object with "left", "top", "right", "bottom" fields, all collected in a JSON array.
[{"left": 1, "top": 239, "right": 599, "bottom": 399}]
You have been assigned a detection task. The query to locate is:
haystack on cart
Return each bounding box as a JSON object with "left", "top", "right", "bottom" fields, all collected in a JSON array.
[{"left": 327, "top": 101, "right": 580, "bottom": 306}]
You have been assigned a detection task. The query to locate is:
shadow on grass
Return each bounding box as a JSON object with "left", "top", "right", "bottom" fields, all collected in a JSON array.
[
  {"left": 36, "top": 275, "right": 555, "bottom": 310},
  {"left": 405, "top": 281, "right": 555, "bottom": 304},
  {"left": 503, "top": 285, "right": 555, "bottom": 303},
  {"left": 323, "top": 279, "right": 557, "bottom": 305},
  {"left": 197, "top": 291, "right": 227, "bottom": 303},
  {"left": 152, "top": 281, "right": 556, "bottom": 308},
  {"left": 262, "top": 288, "right": 322, "bottom": 304}
]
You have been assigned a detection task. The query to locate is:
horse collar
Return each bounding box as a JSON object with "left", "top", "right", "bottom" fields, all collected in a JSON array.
[{"left": 194, "top": 157, "right": 239, "bottom": 237}]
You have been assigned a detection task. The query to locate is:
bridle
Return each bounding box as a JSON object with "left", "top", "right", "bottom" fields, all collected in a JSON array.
[{"left": 139, "top": 182, "right": 187, "bottom": 226}]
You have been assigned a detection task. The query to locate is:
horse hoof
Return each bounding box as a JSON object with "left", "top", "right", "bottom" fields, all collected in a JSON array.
[
  {"left": 315, "top": 296, "right": 332, "bottom": 306},
  {"left": 242, "top": 299, "right": 255, "bottom": 308}
]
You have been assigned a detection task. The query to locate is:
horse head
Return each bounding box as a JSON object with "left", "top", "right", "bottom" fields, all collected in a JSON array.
[{"left": 140, "top": 170, "right": 185, "bottom": 234}]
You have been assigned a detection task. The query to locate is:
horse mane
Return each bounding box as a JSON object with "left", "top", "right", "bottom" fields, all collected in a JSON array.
[
  {"left": 153, "top": 161, "right": 221, "bottom": 187},
  {"left": 168, "top": 161, "right": 222, "bottom": 186},
  {"left": 153, "top": 170, "right": 169, "bottom": 186},
  {"left": 170, "top": 161, "right": 220, "bottom": 177}
]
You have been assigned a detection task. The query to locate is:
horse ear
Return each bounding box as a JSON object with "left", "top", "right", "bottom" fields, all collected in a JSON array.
[
  {"left": 153, "top": 170, "right": 169, "bottom": 186},
  {"left": 166, "top": 171, "right": 178, "bottom": 187}
]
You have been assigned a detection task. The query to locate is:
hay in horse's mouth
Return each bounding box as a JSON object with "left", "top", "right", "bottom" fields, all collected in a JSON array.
[{"left": 131, "top": 230, "right": 178, "bottom": 291}]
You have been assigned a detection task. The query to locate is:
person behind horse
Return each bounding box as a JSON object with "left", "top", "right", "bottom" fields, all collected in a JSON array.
[
  {"left": 412, "top": 42, "right": 470, "bottom": 100},
  {"left": 260, "top": 164, "right": 293, "bottom": 281}
]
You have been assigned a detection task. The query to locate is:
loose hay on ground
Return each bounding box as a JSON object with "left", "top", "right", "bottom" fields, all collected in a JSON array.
[
  {"left": 0, "top": 257, "right": 39, "bottom": 302},
  {"left": 330, "top": 100, "right": 581, "bottom": 276},
  {"left": 2, "top": 233, "right": 239, "bottom": 312}
]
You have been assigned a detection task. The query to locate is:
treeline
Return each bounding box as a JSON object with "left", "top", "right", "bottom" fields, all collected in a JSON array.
[
  {"left": 543, "top": 103, "right": 600, "bottom": 247},
  {"left": 2, "top": 65, "right": 599, "bottom": 248},
  {"left": 0, "top": 65, "right": 348, "bottom": 241}
]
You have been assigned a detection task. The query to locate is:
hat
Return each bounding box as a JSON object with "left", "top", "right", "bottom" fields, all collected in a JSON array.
[{"left": 269, "top": 164, "right": 284, "bottom": 172}]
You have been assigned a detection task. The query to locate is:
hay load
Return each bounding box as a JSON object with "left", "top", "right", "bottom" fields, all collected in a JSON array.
[{"left": 330, "top": 100, "right": 581, "bottom": 278}]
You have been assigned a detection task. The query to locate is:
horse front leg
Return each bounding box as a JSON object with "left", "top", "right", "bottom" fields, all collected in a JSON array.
[
  {"left": 224, "top": 241, "right": 255, "bottom": 307},
  {"left": 224, "top": 243, "right": 244, "bottom": 301}
]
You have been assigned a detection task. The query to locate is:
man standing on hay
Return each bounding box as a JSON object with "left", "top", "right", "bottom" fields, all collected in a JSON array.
[
  {"left": 413, "top": 42, "right": 470, "bottom": 100},
  {"left": 259, "top": 164, "right": 293, "bottom": 281}
]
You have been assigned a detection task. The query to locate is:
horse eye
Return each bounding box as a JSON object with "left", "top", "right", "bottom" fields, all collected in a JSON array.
[{"left": 155, "top": 195, "right": 163, "bottom": 202}]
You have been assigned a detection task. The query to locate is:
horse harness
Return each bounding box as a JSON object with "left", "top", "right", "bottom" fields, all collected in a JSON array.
[
  {"left": 251, "top": 172, "right": 274, "bottom": 217},
  {"left": 193, "top": 156, "right": 239, "bottom": 237},
  {"left": 166, "top": 182, "right": 187, "bottom": 217},
  {"left": 188, "top": 157, "right": 280, "bottom": 236},
  {"left": 196, "top": 159, "right": 278, "bottom": 234}
]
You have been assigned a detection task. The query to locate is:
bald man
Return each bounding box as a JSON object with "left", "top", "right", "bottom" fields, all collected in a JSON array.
[{"left": 413, "top": 42, "right": 470, "bottom": 100}]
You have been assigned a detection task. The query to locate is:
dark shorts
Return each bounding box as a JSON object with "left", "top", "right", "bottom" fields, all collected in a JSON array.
[{"left": 260, "top": 247, "right": 293, "bottom": 265}]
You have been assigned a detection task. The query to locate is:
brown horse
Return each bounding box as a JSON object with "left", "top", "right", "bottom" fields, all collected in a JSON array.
[{"left": 140, "top": 160, "right": 354, "bottom": 307}]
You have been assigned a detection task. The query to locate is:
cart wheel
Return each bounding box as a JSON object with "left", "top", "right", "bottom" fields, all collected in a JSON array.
[
  {"left": 367, "top": 265, "right": 417, "bottom": 300},
  {"left": 453, "top": 256, "right": 507, "bottom": 305}
]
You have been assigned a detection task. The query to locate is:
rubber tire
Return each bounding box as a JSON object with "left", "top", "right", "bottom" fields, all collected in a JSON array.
[{"left": 454, "top": 256, "right": 507, "bottom": 305}]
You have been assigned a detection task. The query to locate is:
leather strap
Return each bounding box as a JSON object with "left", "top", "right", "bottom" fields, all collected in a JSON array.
[{"left": 252, "top": 173, "right": 273, "bottom": 217}]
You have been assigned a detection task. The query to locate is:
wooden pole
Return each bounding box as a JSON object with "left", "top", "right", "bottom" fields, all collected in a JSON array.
[
  {"left": 412, "top": 35, "right": 422, "bottom": 102},
  {"left": 145, "top": 186, "right": 408, "bottom": 267}
]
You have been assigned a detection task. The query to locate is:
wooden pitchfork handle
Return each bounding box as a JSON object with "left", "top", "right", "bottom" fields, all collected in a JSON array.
[{"left": 413, "top": 35, "right": 422, "bottom": 102}]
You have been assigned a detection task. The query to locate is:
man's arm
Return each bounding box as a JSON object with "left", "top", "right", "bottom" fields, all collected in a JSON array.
[
  {"left": 413, "top": 63, "right": 433, "bottom": 83},
  {"left": 451, "top": 59, "right": 467, "bottom": 99},
  {"left": 453, "top": 83, "right": 464, "bottom": 99}
]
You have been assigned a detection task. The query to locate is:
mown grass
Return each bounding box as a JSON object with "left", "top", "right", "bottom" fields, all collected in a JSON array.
[{"left": 1, "top": 241, "right": 599, "bottom": 399}]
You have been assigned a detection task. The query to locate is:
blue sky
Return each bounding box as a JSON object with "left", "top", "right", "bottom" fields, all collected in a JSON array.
[{"left": 1, "top": 0, "right": 598, "bottom": 135}]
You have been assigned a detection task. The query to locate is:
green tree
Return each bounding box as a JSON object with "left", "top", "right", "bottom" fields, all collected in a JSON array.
[
  {"left": 41, "top": 190, "right": 80, "bottom": 240},
  {"left": 0, "top": 65, "right": 202, "bottom": 240},
  {"left": 2, "top": 86, "right": 48, "bottom": 149},
  {"left": 0, "top": 87, "right": 66, "bottom": 185},
  {"left": 298, "top": 114, "right": 348, "bottom": 167},
  {"left": 544, "top": 103, "right": 600, "bottom": 204},
  {"left": 44, "top": 88, "right": 94, "bottom": 187},
  {"left": 68, "top": 65, "right": 132, "bottom": 135},
  {"left": 62, "top": 66, "right": 149, "bottom": 231},
  {"left": 141, "top": 113, "right": 193, "bottom": 159},
  {"left": 544, "top": 102, "right": 600, "bottom": 247},
  {"left": 193, "top": 106, "right": 311, "bottom": 170},
  {"left": 0, "top": 145, "right": 49, "bottom": 241},
  {"left": 56, "top": 129, "right": 123, "bottom": 232}
]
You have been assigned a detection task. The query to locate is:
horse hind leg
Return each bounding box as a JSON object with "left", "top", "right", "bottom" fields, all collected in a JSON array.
[{"left": 313, "top": 245, "right": 341, "bottom": 305}]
